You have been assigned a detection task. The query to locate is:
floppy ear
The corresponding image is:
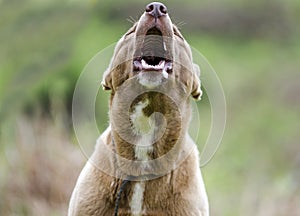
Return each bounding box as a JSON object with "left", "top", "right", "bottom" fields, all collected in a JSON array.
[
  {"left": 191, "top": 63, "right": 202, "bottom": 100},
  {"left": 101, "top": 67, "right": 113, "bottom": 91}
]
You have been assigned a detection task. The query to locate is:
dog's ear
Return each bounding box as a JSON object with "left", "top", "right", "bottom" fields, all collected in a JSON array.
[
  {"left": 191, "top": 63, "right": 202, "bottom": 100},
  {"left": 101, "top": 67, "right": 112, "bottom": 91}
]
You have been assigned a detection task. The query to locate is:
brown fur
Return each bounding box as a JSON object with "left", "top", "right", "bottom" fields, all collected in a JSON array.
[{"left": 69, "top": 3, "right": 208, "bottom": 216}]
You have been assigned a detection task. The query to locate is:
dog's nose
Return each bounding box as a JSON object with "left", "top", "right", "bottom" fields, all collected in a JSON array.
[{"left": 145, "top": 2, "right": 167, "bottom": 18}]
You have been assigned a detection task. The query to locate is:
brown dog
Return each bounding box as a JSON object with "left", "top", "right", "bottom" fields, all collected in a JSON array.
[{"left": 68, "top": 2, "right": 209, "bottom": 216}]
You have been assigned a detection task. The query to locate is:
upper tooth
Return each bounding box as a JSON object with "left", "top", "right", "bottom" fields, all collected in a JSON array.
[{"left": 159, "top": 60, "right": 165, "bottom": 67}]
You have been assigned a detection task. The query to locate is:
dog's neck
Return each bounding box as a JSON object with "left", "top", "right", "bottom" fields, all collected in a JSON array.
[
  {"left": 110, "top": 92, "right": 191, "bottom": 162},
  {"left": 129, "top": 98, "right": 156, "bottom": 161}
]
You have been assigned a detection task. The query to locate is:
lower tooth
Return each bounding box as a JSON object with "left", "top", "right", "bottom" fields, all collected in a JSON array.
[{"left": 162, "top": 70, "right": 168, "bottom": 79}]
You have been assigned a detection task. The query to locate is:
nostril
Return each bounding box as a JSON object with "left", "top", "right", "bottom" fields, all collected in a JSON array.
[
  {"left": 146, "top": 4, "right": 154, "bottom": 13},
  {"left": 160, "top": 5, "right": 167, "bottom": 14}
]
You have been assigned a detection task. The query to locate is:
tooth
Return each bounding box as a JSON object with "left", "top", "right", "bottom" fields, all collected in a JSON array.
[
  {"left": 164, "top": 62, "right": 172, "bottom": 71},
  {"left": 133, "top": 60, "right": 142, "bottom": 71},
  {"left": 162, "top": 70, "right": 168, "bottom": 79},
  {"left": 162, "top": 61, "right": 166, "bottom": 69},
  {"left": 142, "top": 59, "right": 146, "bottom": 67},
  {"left": 142, "top": 59, "right": 150, "bottom": 69}
]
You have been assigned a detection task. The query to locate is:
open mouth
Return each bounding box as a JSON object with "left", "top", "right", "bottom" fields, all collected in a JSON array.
[{"left": 133, "top": 27, "right": 173, "bottom": 78}]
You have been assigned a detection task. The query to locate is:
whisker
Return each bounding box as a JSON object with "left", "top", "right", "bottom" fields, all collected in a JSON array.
[
  {"left": 127, "top": 16, "right": 137, "bottom": 24},
  {"left": 175, "top": 21, "right": 186, "bottom": 29}
]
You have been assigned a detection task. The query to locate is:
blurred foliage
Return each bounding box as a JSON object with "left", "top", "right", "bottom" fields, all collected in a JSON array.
[{"left": 0, "top": 0, "right": 300, "bottom": 215}]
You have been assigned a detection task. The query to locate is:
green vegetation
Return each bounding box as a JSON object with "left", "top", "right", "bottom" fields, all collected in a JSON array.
[{"left": 0, "top": 0, "right": 299, "bottom": 215}]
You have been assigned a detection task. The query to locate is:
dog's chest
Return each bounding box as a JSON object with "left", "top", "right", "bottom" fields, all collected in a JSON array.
[
  {"left": 116, "top": 176, "right": 173, "bottom": 215},
  {"left": 129, "top": 182, "right": 146, "bottom": 216}
]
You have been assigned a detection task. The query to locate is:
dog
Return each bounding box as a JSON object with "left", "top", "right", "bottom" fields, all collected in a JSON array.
[{"left": 68, "top": 2, "right": 209, "bottom": 215}]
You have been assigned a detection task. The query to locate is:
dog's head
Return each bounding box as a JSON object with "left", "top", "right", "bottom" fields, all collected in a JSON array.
[
  {"left": 101, "top": 2, "right": 202, "bottom": 101},
  {"left": 101, "top": 3, "right": 202, "bottom": 165}
]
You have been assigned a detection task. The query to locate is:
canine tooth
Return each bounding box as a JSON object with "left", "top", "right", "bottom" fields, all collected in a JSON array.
[
  {"left": 142, "top": 59, "right": 150, "bottom": 69},
  {"left": 159, "top": 60, "right": 165, "bottom": 67},
  {"left": 164, "top": 62, "right": 173, "bottom": 71},
  {"left": 162, "top": 70, "right": 168, "bottom": 79},
  {"left": 163, "top": 42, "right": 167, "bottom": 51},
  {"left": 157, "top": 64, "right": 163, "bottom": 70}
]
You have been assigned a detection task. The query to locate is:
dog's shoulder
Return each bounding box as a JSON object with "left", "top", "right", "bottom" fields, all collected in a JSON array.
[{"left": 68, "top": 126, "right": 116, "bottom": 215}]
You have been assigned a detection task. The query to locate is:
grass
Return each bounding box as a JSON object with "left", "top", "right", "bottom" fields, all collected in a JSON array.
[{"left": 0, "top": 115, "right": 85, "bottom": 216}]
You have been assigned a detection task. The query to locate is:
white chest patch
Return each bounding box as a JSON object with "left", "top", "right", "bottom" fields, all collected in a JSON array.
[
  {"left": 130, "top": 182, "right": 145, "bottom": 216},
  {"left": 129, "top": 101, "right": 153, "bottom": 215},
  {"left": 130, "top": 100, "right": 154, "bottom": 161},
  {"left": 130, "top": 99, "right": 151, "bottom": 134}
]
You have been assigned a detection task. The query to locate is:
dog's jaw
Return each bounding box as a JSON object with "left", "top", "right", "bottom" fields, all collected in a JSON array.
[{"left": 137, "top": 71, "right": 167, "bottom": 89}]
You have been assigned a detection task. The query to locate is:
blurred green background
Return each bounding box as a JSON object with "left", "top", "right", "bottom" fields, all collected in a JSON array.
[{"left": 0, "top": 0, "right": 299, "bottom": 215}]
